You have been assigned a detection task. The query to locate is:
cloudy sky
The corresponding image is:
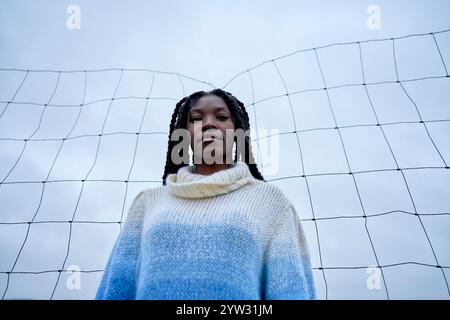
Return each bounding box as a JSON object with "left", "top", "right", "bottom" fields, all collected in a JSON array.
[{"left": 0, "top": 0, "right": 449, "bottom": 299}]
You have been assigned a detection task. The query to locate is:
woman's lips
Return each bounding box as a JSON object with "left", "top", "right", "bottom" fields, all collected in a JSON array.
[
  {"left": 202, "top": 137, "right": 216, "bottom": 147},
  {"left": 198, "top": 132, "right": 222, "bottom": 146},
  {"left": 202, "top": 137, "right": 216, "bottom": 143}
]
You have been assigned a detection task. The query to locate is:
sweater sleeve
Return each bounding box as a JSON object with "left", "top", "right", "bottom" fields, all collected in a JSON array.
[
  {"left": 262, "top": 204, "right": 316, "bottom": 300},
  {"left": 95, "top": 190, "right": 147, "bottom": 300}
]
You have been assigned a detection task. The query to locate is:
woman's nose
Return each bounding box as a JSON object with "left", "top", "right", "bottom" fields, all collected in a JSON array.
[{"left": 202, "top": 116, "right": 217, "bottom": 131}]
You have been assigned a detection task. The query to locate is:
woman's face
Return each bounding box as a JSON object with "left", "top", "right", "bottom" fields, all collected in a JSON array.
[{"left": 186, "top": 95, "right": 236, "bottom": 164}]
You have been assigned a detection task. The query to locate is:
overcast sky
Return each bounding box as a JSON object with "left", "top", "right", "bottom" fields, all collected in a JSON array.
[{"left": 0, "top": 0, "right": 449, "bottom": 300}]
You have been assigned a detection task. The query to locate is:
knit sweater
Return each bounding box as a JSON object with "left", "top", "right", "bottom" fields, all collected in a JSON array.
[{"left": 95, "top": 161, "right": 316, "bottom": 300}]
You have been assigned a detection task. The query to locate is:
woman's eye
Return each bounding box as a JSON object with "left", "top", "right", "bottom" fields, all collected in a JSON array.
[
  {"left": 218, "top": 115, "right": 229, "bottom": 121},
  {"left": 190, "top": 117, "right": 201, "bottom": 122}
]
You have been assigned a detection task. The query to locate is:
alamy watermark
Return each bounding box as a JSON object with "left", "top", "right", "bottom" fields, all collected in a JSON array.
[
  {"left": 169, "top": 125, "right": 280, "bottom": 175},
  {"left": 366, "top": 5, "right": 381, "bottom": 30},
  {"left": 66, "top": 5, "right": 81, "bottom": 30},
  {"left": 366, "top": 265, "right": 382, "bottom": 290},
  {"left": 66, "top": 264, "right": 81, "bottom": 290}
]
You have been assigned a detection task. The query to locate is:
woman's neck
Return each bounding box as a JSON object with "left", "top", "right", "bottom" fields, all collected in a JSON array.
[{"left": 193, "top": 163, "right": 232, "bottom": 176}]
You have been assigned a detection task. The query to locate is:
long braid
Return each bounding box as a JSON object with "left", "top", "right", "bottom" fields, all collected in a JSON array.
[
  {"left": 235, "top": 99, "right": 265, "bottom": 181},
  {"left": 162, "top": 97, "right": 188, "bottom": 185},
  {"left": 162, "top": 89, "right": 265, "bottom": 185}
]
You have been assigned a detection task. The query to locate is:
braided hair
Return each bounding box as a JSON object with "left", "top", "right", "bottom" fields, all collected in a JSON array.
[{"left": 162, "top": 88, "right": 265, "bottom": 185}]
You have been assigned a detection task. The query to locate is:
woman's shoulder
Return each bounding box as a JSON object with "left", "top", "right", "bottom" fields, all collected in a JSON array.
[
  {"left": 250, "top": 180, "right": 289, "bottom": 196},
  {"left": 246, "top": 180, "right": 294, "bottom": 208},
  {"left": 126, "top": 185, "right": 167, "bottom": 206},
  {"left": 138, "top": 185, "right": 168, "bottom": 199}
]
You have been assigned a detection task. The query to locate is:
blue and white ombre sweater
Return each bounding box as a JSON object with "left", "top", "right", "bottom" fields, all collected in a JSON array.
[{"left": 96, "top": 161, "right": 316, "bottom": 300}]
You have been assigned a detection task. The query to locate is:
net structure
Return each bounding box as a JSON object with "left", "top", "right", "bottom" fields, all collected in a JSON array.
[{"left": 0, "top": 29, "right": 449, "bottom": 299}]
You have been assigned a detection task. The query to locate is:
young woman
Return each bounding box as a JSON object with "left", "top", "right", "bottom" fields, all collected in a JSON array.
[{"left": 96, "top": 89, "right": 316, "bottom": 300}]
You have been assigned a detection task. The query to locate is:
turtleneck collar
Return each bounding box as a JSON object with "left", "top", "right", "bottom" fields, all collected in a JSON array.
[{"left": 166, "top": 161, "right": 259, "bottom": 199}]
